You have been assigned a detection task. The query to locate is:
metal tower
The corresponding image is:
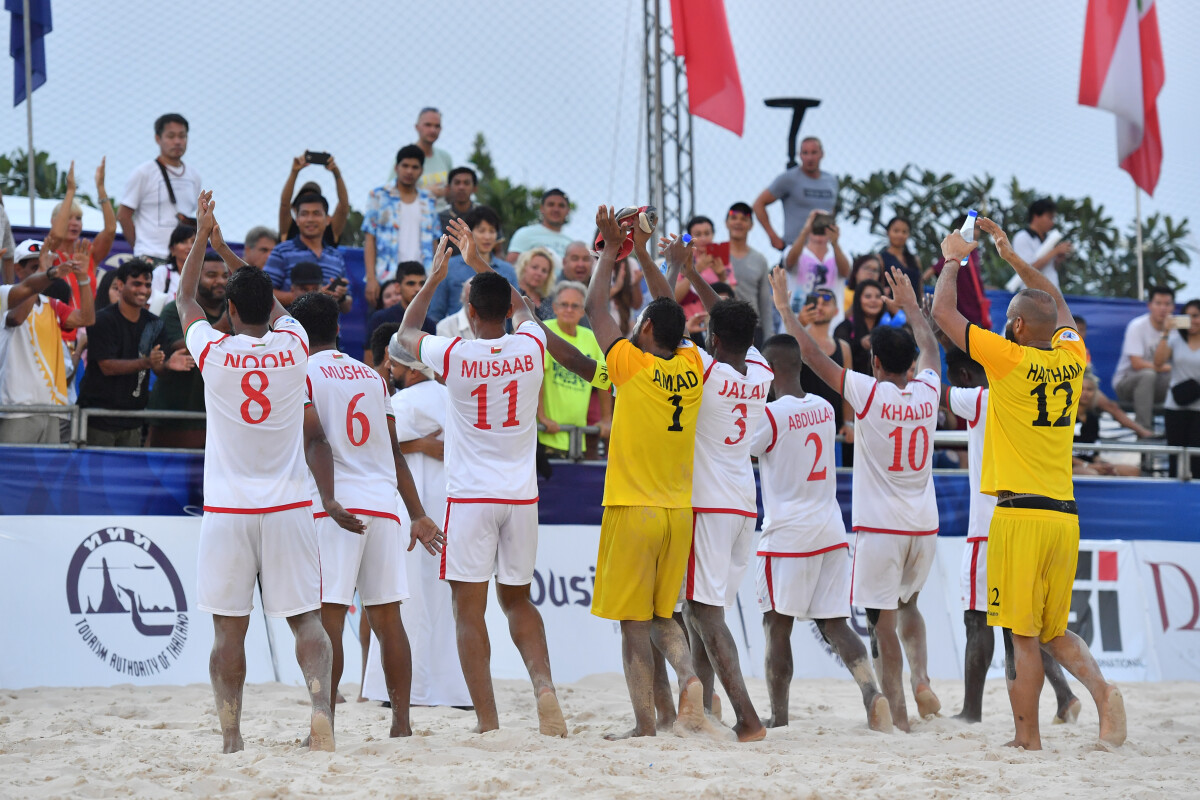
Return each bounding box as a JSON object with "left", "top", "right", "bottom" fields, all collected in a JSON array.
[{"left": 643, "top": 0, "right": 693, "bottom": 235}]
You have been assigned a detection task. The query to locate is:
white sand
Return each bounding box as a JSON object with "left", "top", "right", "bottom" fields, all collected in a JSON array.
[{"left": 1, "top": 676, "right": 1195, "bottom": 799}]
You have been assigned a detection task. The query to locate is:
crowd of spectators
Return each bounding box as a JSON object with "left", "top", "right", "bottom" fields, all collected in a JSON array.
[{"left": 0, "top": 112, "right": 1197, "bottom": 477}]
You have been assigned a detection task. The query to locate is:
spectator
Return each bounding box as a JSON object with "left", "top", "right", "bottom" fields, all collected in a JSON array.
[
  {"left": 94, "top": 270, "right": 121, "bottom": 312},
  {"left": 1114, "top": 285, "right": 1176, "bottom": 433},
  {"left": 438, "top": 167, "right": 479, "bottom": 253},
  {"left": 879, "top": 216, "right": 923, "bottom": 294},
  {"left": 77, "top": 258, "right": 192, "bottom": 446},
  {"left": 242, "top": 226, "right": 278, "bottom": 269},
  {"left": 263, "top": 192, "right": 350, "bottom": 311},
  {"left": 278, "top": 154, "right": 349, "bottom": 247},
  {"left": 0, "top": 196, "right": 15, "bottom": 283},
  {"left": 726, "top": 202, "right": 771, "bottom": 343},
  {"left": 834, "top": 279, "right": 888, "bottom": 376},
  {"left": 685, "top": 282, "right": 737, "bottom": 349},
  {"left": 609, "top": 256, "right": 643, "bottom": 337},
  {"left": 752, "top": 136, "right": 838, "bottom": 252},
  {"left": 559, "top": 241, "right": 594, "bottom": 285},
  {"left": 515, "top": 247, "right": 557, "bottom": 320},
  {"left": 537, "top": 282, "right": 612, "bottom": 455},
  {"left": 369, "top": 322, "right": 401, "bottom": 388},
  {"left": 363, "top": 144, "right": 440, "bottom": 306},
  {"left": 375, "top": 278, "right": 402, "bottom": 311},
  {"left": 1155, "top": 298, "right": 1200, "bottom": 478},
  {"left": 364, "top": 262, "right": 436, "bottom": 365},
  {"left": 786, "top": 209, "right": 849, "bottom": 321},
  {"left": 118, "top": 113, "right": 201, "bottom": 259},
  {"left": 413, "top": 107, "right": 453, "bottom": 210},
  {"left": 145, "top": 253, "right": 229, "bottom": 449},
  {"left": 674, "top": 216, "right": 730, "bottom": 323},
  {"left": 428, "top": 207, "right": 518, "bottom": 321},
  {"left": 148, "top": 223, "right": 196, "bottom": 314},
  {"left": 844, "top": 253, "right": 883, "bottom": 317},
  {"left": 435, "top": 277, "right": 475, "bottom": 340},
  {"left": 793, "top": 287, "right": 853, "bottom": 436},
  {"left": 49, "top": 159, "right": 116, "bottom": 316},
  {"left": 930, "top": 213, "right": 990, "bottom": 330},
  {"left": 1074, "top": 372, "right": 1149, "bottom": 476},
  {"left": 507, "top": 189, "right": 572, "bottom": 262},
  {"left": 0, "top": 241, "right": 93, "bottom": 443},
  {"left": 1009, "top": 197, "right": 1072, "bottom": 290}
]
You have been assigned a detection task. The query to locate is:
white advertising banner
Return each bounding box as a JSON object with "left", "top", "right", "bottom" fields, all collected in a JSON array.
[{"left": 1132, "top": 541, "right": 1200, "bottom": 680}]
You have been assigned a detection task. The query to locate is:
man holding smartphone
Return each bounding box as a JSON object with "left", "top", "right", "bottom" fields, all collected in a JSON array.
[{"left": 264, "top": 193, "right": 351, "bottom": 312}]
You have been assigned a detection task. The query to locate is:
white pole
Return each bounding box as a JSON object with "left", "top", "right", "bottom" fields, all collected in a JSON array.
[
  {"left": 1134, "top": 185, "right": 1144, "bottom": 301},
  {"left": 22, "top": 0, "right": 35, "bottom": 226}
]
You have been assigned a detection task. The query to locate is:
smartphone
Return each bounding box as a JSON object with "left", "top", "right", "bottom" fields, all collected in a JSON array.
[
  {"left": 812, "top": 213, "right": 835, "bottom": 235},
  {"left": 305, "top": 151, "right": 331, "bottom": 165},
  {"left": 1170, "top": 314, "right": 1192, "bottom": 330},
  {"left": 804, "top": 293, "right": 820, "bottom": 307}
]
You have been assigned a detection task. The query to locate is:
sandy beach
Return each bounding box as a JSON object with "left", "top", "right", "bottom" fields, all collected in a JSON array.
[{"left": 1, "top": 675, "right": 1195, "bottom": 799}]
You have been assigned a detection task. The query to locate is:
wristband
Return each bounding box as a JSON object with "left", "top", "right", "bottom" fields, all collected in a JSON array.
[{"left": 77, "top": 277, "right": 91, "bottom": 287}]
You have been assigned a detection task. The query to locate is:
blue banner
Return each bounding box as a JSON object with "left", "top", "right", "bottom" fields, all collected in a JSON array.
[{"left": 7, "top": 0, "right": 51, "bottom": 106}]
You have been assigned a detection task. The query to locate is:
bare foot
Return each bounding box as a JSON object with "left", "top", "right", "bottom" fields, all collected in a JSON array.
[
  {"left": 656, "top": 712, "right": 676, "bottom": 732},
  {"left": 867, "top": 693, "right": 893, "bottom": 733},
  {"left": 710, "top": 693, "right": 723, "bottom": 723},
  {"left": 221, "top": 734, "right": 244, "bottom": 754},
  {"left": 761, "top": 715, "right": 787, "bottom": 729},
  {"left": 356, "top": 695, "right": 369, "bottom": 703},
  {"left": 471, "top": 720, "right": 500, "bottom": 734},
  {"left": 893, "top": 714, "right": 912, "bottom": 734},
  {"left": 308, "top": 710, "right": 335, "bottom": 752},
  {"left": 604, "top": 726, "right": 655, "bottom": 740},
  {"left": 734, "top": 719, "right": 766, "bottom": 742},
  {"left": 335, "top": 691, "right": 346, "bottom": 705},
  {"left": 1098, "top": 685, "right": 1127, "bottom": 747},
  {"left": 1004, "top": 737, "right": 1041, "bottom": 751},
  {"left": 914, "top": 683, "right": 941, "bottom": 718},
  {"left": 674, "top": 678, "right": 726, "bottom": 740},
  {"left": 389, "top": 720, "right": 412, "bottom": 738},
  {"left": 537, "top": 689, "right": 568, "bottom": 738},
  {"left": 1053, "top": 696, "right": 1081, "bottom": 725}
]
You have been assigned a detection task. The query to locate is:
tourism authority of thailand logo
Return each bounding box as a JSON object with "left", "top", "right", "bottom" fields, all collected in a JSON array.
[{"left": 65, "top": 526, "right": 188, "bottom": 677}]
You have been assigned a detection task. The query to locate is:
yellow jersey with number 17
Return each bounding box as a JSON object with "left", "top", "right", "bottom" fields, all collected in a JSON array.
[
  {"left": 602, "top": 337, "right": 705, "bottom": 508},
  {"left": 967, "top": 324, "right": 1087, "bottom": 501}
]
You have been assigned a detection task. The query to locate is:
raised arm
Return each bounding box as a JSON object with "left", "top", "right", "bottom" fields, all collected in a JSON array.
[
  {"left": 784, "top": 209, "right": 817, "bottom": 269},
  {"left": 632, "top": 214, "right": 672, "bottom": 302},
  {"left": 980, "top": 217, "right": 1073, "bottom": 330},
  {"left": 327, "top": 155, "right": 349, "bottom": 241},
  {"left": 279, "top": 156, "right": 304, "bottom": 238},
  {"left": 177, "top": 191, "right": 213, "bottom": 330},
  {"left": 62, "top": 242, "right": 95, "bottom": 329},
  {"left": 885, "top": 265, "right": 939, "bottom": 375},
  {"left": 445, "top": 217, "right": 532, "bottom": 328},
  {"left": 930, "top": 231, "right": 976, "bottom": 352},
  {"left": 585, "top": 206, "right": 627, "bottom": 354},
  {"left": 769, "top": 266, "right": 845, "bottom": 394},
  {"left": 49, "top": 162, "right": 77, "bottom": 244},
  {"left": 398, "top": 235, "right": 450, "bottom": 354},
  {"left": 669, "top": 234, "right": 720, "bottom": 311},
  {"left": 91, "top": 158, "right": 116, "bottom": 264}
]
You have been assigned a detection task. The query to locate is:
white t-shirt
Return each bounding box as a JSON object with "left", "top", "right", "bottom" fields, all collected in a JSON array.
[
  {"left": 0, "top": 295, "right": 72, "bottom": 412},
  {"left": 305, "top": 350, "right": 399, "bottom": 518},
  {"left": 416, "top": 320, "right": 547, "bottom": 501},
  {"left": 1009, "top": 228, "right": 1059, "bottom": 290},
  {"left": 948, "top": 387, "right": 995, "bottom": 542},
  {"left": 692, "top": 346, "right": 773, "bottom": 514},
  {"left": 150, "top": 264, "right": 182, "bottom": 315},
  {"left": 185, "top": 316, "right": 311, "bottom": 512},
  {"left": 120, "top": 159, "right": 202, "bottom": 259},
  {"left": 1113, "top": 312, "right": 1162, "bottom": 387},
  {"left": 843, "top": 368, "right": 941, "bottom": 534},
  {"left": 749, "top": 393, "right": 845, "bottom": 554},
  {"left": 396, "top": 198, "right": 423, "bottom": 265},
  {"left": 391, "top": 379, "right": 449, "bottom": 521}
]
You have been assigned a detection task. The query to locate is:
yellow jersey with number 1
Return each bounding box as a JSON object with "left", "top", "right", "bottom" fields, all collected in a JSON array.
[
  {"left": 602, "top": 337, "right": 705, "bottom": 508},
  {"left": 967, "top": 324, "right": 1087, "bottom": 501}
]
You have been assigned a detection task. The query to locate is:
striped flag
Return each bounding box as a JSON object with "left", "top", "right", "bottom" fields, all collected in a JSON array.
[{"left": 1078, "top": 0, "right": 1165, "bottom": 195}]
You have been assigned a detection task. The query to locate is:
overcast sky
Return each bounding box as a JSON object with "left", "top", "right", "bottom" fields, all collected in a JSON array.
[{"left": 5, "top": 0, "right": 1198, "bottom": 294}]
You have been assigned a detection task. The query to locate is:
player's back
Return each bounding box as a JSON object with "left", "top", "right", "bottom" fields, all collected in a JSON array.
[
  {"left": 948, "top": 386, "right": 996, "bottom": 541},
  {"left": 843, "top": 368, "right": 940, "bottom": 534},
  {"left": 306, "top": 350, "right": 397, "bottom": 516},
  {"left": 692, "top": 347, "right": 773, "bottom": 513},
  {"left": 186, "top": 316, "right": 310, "bottom": 512}
]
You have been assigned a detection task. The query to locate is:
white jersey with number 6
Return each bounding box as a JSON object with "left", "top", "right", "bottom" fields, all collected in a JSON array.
[
  {"left": 185, "top": 316, "right": 311, "bottom": 512},
  {"left": 305, "top": 350, "right": 398, "bottom": 518},
  {"left": 692, "top": 347, "right": 773, "bottom": 514},
  {"left": 749, "top": 393, "right": 845, "bottom": 554},
  {"left": 417, "top": 320, "right": 546, "bottom": 502},
  {"left": 842, "top": 368, "right": 940, "bottom": 534}
]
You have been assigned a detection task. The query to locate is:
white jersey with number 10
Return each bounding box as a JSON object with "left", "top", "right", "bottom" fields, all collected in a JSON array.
[{"left": 417, "top": 320, "right": 547, "bottom": 502}]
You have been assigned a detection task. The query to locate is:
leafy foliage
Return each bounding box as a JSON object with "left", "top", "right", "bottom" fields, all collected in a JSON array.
[
  {"left": 0, "top": 148, "right": 99, "bottom": 207},
  {"left": 468, "top": 133, "right": 555, "bottom": 248}
]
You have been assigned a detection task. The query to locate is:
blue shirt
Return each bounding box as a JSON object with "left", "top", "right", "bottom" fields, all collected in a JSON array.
[
  {"left": 365, "top": 304, "right": 436, "bottom": 345},
  {"left": 263, "top": 238, "right": 346, "bottom": 289},
  {"left": 428, "top": 255, "right": 520, "bottom": 322}
]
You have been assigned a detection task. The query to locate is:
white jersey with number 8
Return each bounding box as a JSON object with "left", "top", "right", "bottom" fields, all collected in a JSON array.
[
  {"left": 185, "top": 316, "right": 311, "bottom": 512},
  {"left": 417, "top": 320, "right": 547, "bottom": 502}
]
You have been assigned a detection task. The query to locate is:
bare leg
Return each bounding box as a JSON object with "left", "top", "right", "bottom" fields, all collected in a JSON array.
[
  {"left": 955, "top": 610, "right": 994, "bottom": 723},
  {"left": 867, "top": 608, "right": 909, "bottom": 732},
  {"left": 649, "top": 615, "right": 721, "bottom": 738},
  {"left": 357, "top": 608, "right": 372, "bottom": 701},
  {"left": 286, "top": 609, "right": 335, "bottom": 752},
  {"left": 684, "top": 600, "right": 765, "bottom": 742},
  {"left": 651, "top": 646, "right": 676, "bottom": 730},
  {"left": 898, "top": 593, "right": 940, "bottom": 717},
  {"left": 496, "top": 583, "right": 566, "bottom": 737},
  {"left": 1005, "top": 632, "right": 1045, "bottom": 750},
  {"left": 1040, "top": 648, "right": 1081, "bottom": 724},
  {"left": 365, "top": 602, "right": 413, "bottom": 737},
  {"left": 817, "top": 618, "right": 892, "bottom": 733},
  {"left": 1043, "top": 630, "right": 1126, "bottom": 746},
  {"left": 684, "top": 609, "right": 717, "bottom": 713},
  {"left": 319, "top": 604, "right": 348, "bottom": 726},
  {"left": 449, "top": 580, "right": 498, "bottom": 733},
  {"left": 761, "top": 611, "right": 793, "bottom": 727},
  {"left": 607, "top": 619, "right": 657, "bottom": 739},
  {"left": 210, "top": 615, "right": 250, "bottom": 754}
]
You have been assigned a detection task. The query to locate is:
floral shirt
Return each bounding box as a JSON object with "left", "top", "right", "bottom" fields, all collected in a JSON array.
[{"left": 363, "top": 185, "right": 440, "bottom": 279}]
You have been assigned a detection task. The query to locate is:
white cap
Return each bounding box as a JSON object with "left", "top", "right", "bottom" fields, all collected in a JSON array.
[{"left": 14, "top": 239, "right": 45, "bottom": 263}]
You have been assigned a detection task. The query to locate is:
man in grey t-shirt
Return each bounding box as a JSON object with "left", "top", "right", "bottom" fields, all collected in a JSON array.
[
  {"left": 753, "top": 136, "right": 838, "bottom": 251},
  {"left": 725, "top": 202, "right": 772, "bottom": 344}
]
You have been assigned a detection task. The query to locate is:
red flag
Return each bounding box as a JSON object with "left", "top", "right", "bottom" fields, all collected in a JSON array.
[
  {"left": 1078, "top": 0, "right": 1164, "bottom": 195},
  {"left": 669, "top": 0, "right": 744, "bottom": 136}
]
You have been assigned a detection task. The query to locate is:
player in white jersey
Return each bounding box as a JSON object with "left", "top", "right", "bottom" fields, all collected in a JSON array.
[
  {"left": 397, "top": 230, "right": 567, "bottom": 737},
  {"left": 179, "top": 192, "right": 362, "bottom": 753},
  {"left": 750, "top": 334, "right": 893, "bottom": 733},
  {"left": 289, "top": 293, "right": 444, "bottom": 739},
  {"left": 772, "top": 264, "right": 940, "bottom": 732},
  {"left": 944, "top": 348, "right": 1080, "bottom": 725},
  {"left": 668, "top": 248, "right": 769, "bottom": 742}
]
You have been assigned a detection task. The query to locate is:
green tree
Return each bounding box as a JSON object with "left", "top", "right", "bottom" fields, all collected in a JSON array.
[
  {"left": 0, "top": 148, "right": 98, "bottom": 206},
  {"left": 469, "top": 133, "right": 565, "bottom": 249}
]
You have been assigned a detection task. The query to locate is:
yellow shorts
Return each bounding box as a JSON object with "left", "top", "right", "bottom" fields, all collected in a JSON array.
[
  {"left": 591, "top": 505, "right": 692, "bottom": 621},
  {"left": 986, "top": 506, "right": 1079, "bottom": 643}
]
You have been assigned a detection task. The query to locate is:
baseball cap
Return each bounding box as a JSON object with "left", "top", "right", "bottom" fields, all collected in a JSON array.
[
  {"left": 387, "top": 332, "right": 435, "bottom": 379},
  {"left": 290, "top": 262, "right": 325, "bottom": 287},
  {"left": 14, "top": 239, "right": 45, "bottom": 263}
]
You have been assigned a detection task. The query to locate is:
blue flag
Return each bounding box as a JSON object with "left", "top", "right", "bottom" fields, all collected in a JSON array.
[{"left": 7, "top": 0, "right": 51, "bottom": 107}]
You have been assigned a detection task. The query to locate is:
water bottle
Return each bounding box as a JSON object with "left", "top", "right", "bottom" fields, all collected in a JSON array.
[{"left": 959, "top": 210, "right": 977, "bottom": 266}]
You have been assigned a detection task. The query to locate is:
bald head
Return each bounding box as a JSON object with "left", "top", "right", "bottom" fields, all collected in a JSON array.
[{"left": 1007, "top": 288, "right": 1059, "bottom": 344}]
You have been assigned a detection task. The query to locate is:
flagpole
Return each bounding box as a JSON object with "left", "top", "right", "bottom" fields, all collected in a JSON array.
[
  {"left": 1134, "top": 185, "right": 1144, "bottom": 301},
  {"left": 22, "top": 0, "right": 35, "bottom": 226}
]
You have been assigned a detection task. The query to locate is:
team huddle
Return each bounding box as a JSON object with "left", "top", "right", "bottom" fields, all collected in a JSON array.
[{"left": 178, "top": 192, "right": 1126, "bottom": 754}]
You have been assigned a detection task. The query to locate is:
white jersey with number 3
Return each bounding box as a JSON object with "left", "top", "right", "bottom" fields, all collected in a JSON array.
[
  {"left": 417, "top": 320, "right": 546, "bottom": 502},
  {"left": 184, "top": 316, "right": 311, "bottom": 513},
  {"left": 691, "top": 347, "right": 773, "bottom": 514},
  {"left": 843, "top": 368, "right": 940, "bottom": 534},
  {"left": 305, "top": 350, "right": 398, "bottom": 518}
]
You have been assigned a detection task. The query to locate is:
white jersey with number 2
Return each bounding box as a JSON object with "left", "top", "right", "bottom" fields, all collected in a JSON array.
[{"left": 417, "top": 320, "right": 546, "bottom": 502}]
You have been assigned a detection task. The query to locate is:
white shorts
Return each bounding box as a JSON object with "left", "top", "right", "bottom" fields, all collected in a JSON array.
[
  {"left": 961, "top": 538, "right": 988, "bottom": 612},
  {"left": 317, "top": 513, "right": 409, "bottom": 607},
  {"left": 684, "top": 512, "right": 756, "bottom": 608},
  {"left": 850, "top": 532, "right": 936, "bottom": 611},
  {"left": 756, "top": 546, "right": 851, "bottom": 619},
  {"left": 197, "top": 506, "right": 321, "bottom": 618},
  {"left": 441, "top": 500, "right": 539, "bottom": 585}
]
